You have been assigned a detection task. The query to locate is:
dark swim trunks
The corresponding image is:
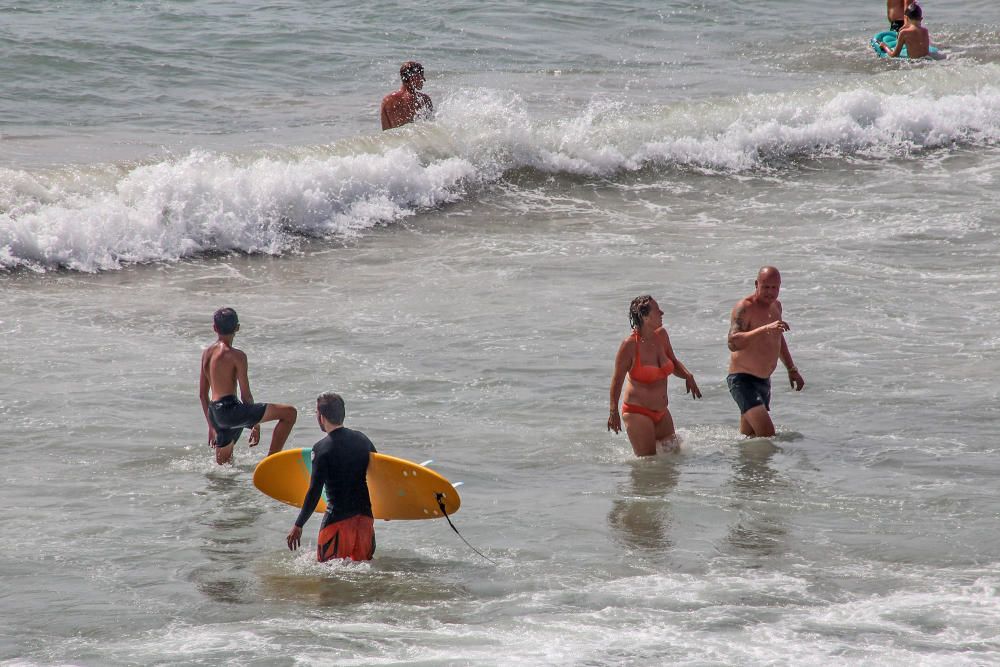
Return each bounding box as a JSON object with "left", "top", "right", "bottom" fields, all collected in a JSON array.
[
  {"left": 889, "top": 19, "right": 904, "bottom": 32},
  {"left": 727, "top": 373, "right": 771, "bottom": 415},
  {"left": 317, "top": 514, "right": 376, "bottom": 562},
  {"left": 208, "top": 395, "right": 267, "bottom": 448}
]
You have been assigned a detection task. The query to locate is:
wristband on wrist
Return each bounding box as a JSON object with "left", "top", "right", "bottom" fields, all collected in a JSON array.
[{"left": 787, "top": 365, "right": 798, "bottom": 373}]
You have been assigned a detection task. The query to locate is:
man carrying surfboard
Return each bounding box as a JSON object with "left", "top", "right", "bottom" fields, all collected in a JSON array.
[
  {"left": 726, "top": 267, "right": 805, "bottom": 438},
  {"left": 199, "top": 307, "right": 298, "bottom": 465},
  {"left": 286, "top": 392, "right": 378, "bottom": 562}
]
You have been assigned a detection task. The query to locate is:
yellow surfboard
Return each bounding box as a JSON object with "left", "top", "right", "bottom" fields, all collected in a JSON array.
[{"left": 252, "top": 448, "right": 461, "bottom": 520}]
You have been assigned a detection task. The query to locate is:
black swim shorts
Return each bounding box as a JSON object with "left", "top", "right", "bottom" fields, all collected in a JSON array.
[
  {"left": 890, "top": 19, "right": 904, "bottom": 32},
  {"left": 208, "top": 395, "right": 267, "bottom": 448},
  {"left": 727, "top": 373, "right": 771, "bottom": 415}
]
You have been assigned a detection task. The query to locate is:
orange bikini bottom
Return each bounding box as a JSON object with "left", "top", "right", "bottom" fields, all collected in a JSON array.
[{"left": 621, "top": 403, "right": 667, "bottom": 425}]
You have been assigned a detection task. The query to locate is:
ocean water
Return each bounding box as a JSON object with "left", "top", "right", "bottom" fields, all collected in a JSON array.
[{"left": 2, "top": 1, "right": 1000, "bottom": 665}]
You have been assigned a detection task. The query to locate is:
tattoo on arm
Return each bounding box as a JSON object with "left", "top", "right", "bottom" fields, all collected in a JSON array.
[{"left": 728, "top": 306, "right": 749, "bottom": 350}]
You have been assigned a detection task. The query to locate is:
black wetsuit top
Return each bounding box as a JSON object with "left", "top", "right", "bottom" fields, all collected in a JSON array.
[{"left": 295, "top": 427, "right": 377, "bottom": 527}]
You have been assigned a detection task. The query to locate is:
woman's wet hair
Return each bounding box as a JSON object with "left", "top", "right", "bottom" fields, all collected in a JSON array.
[
  {"left": 213, "top": 307, "right": 239, "bottom": 335},
  {"left": 629, "top": 295, "right": 655, "bottom": 330},
  {"left": 317, "top": 392, "right": 346, "bottom": 425},
  {"left": 905, "top": 2, "right": 922, "bottom": 20}
]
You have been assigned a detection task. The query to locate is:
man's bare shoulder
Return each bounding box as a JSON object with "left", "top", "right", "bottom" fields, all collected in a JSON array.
[
  {"left": 382, "top": 89, "right": 405, "bottom": 105},
  {"left": 731, "top": 295, "right": 755, "bottom": 317}
]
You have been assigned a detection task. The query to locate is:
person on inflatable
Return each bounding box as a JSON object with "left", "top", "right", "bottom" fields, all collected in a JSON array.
[{"left": 877, "top": 2, "right": 931, "bottom": 58}]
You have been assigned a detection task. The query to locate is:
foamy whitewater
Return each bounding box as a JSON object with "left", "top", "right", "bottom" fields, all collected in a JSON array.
[
  {"left": 4, "top": 70, "right": 1000, "bottom": 273},
  {"left": 2, "top": 1, "right": 1000, "bottom": 665}
]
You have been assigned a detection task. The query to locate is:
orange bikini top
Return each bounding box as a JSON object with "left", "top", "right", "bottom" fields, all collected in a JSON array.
[{"left": 628, "top": 332, "right": 674, "bottom": 384}]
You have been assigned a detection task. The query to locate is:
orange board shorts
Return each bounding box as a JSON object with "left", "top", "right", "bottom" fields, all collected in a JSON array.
[{"left": 317, "top": 514, "right": 376, "bottom": 562}]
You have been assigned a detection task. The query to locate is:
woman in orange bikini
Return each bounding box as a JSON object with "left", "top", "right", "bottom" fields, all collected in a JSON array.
[{"left": 608, "top": 295, "right": 701, "bottom": 456}]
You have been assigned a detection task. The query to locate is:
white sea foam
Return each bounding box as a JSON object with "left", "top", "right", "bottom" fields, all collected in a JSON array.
[
  {"left": 72, "top": 569, "right": 1000, "bottom": 666},
  {"left": 2, "top": 64, "right": 998, "bottom": 272}
]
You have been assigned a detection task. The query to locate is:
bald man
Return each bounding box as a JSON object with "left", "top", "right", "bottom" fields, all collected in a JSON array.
[{"left": 726, "top": 267, "right": 805, "bottom": 438}]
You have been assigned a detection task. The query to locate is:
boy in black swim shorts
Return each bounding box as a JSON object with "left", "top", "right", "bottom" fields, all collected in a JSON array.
[
  {"left": 198, "top": 307, "right": 298, "bottom": 465},
  {"left": 208, "top": 394, "right": 268, "bottom": 451}
]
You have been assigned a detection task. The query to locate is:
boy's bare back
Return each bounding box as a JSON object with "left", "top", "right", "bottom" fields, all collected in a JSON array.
[
  {"left": 201, "top": 340, "right": 247, "bottom": 399},
  {"left": 896, "top": 23, "right": 930, "bottom": 58}
]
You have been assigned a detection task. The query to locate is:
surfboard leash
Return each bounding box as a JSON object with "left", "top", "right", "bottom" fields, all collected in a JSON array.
[{"left": 435, "top": 493, "right": 498, "bottom": 566}]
